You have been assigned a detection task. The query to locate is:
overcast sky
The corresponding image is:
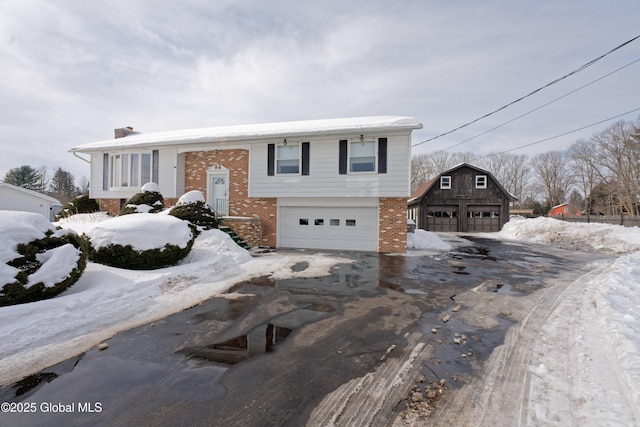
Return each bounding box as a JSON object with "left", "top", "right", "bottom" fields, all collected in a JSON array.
[{"left": 1, "top": 0, "right": 639, "bottom": 182}]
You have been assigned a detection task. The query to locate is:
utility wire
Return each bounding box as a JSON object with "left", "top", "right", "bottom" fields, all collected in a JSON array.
[
  {"left": 470, "top": 107, "right": 640, "bottom": 161},
  {"left": 431, "top": 57, "right": 640, "bottom": 154},
  {"left": 412, "top": 33, "right": 640, "bottom": 148}
]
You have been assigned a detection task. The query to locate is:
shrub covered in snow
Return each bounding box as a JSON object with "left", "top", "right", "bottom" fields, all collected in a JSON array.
[
  {"left": 86, "top": 213, "right": 196, "bottom": 270},
  {"left": 169, "top": 191, "right": 219, "bottom": 231},
  {"left": 1, "top": 211, "right": 88, "bottom": 307},
  {"left": 119, "top": 183, "right": 164, "bottom": 215},
  {"left": 57, "top": 195, "right": 100, "bottom": 219}
]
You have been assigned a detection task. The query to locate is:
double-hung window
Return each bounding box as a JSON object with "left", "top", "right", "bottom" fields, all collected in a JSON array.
[
  {"left": 475, "top": 175, "right": 487, "bottom": 189},
  {"left": 107, "top": 150, "right": 157, "bottom": 189},
  {"left": 276, "top": 144, "right": 300, "bottom": 174},
  {"left": 440, "top": 176, "right": 451, "bottom": 189},
  {"left": 349, "top": 140, "right": 376, "bottom": 172}
]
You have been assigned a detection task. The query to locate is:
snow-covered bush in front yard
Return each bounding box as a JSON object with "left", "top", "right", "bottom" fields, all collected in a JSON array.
[
  {"left": 56, "top": 194, "right": 100, "bottom": 219},
  {"left": 86, "top": 213, "right": 196, "bottom": 270},
  {"left": 0, "top": 211, "right": 88, "bottom": 307},
  {"left": 119, "top": 182, "right": 164, "bottom": 215},
  {"left": 169, "top": 191, "right": 219, "bottom": 232}
]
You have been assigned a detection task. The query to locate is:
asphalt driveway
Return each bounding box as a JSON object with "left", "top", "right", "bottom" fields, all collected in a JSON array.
[{"left": 0, "top": 236, "right": 602, "bottom": 427}]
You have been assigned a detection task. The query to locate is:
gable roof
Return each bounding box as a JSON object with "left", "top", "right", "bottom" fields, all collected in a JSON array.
[
  {"left": 70, "top": 116, "right": 423, "bottom": 152},
  {"left": 408, "top": 162, "right": 518, "bottom": 204},
  {"left": 0, "top": 182, "right": 61, "bottom": 204}
]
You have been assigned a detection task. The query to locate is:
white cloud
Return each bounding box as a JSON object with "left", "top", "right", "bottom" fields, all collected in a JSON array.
[{"left": 0, "top": 0, "right": 639, "bottom": 180}]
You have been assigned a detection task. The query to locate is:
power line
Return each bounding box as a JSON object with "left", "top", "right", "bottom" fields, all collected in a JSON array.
[
  {"left": 431, "top": 57, "right": 640, "bottom": 153},
  {"left": 412, "top": 34, "right": 640, "bottom": 148},
  {"left": 471, "top": 107, "right": 640, "bottom": 161}
]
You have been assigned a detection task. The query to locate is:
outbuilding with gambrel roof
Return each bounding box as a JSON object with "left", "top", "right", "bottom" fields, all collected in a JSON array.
[{"left": 408, "top": 163, "right": 517, "bottom": 232}]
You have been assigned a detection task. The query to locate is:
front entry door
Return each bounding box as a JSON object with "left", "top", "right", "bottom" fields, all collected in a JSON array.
[{"left": 208, "top": 171, "right": 229, "bottom": 216}]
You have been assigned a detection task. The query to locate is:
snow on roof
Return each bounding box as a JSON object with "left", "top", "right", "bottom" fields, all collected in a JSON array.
[{"left": 70, "top": 116, "right": 422, "bottom": 152}]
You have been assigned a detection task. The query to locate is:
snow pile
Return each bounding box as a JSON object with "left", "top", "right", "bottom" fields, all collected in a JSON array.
[
  {"left": 141, "top": 182, "right": 160, "bottom": 192},
  {"left": 176, "top": 190, "right": 206, "bottom": 205},
  {"left": 592, "top": 251, "right": 640, "bottom": 414},
  {"left": 25, "top": 244, "right": 81, "bottom": 288},
  {"left": 499, "top": 216, "right": 640, "bottom": 254},
  {"left": 87, "top": 213, "right": 193, "bottom": 251},
  {"left": 1, "top": 212, "right": 55, "bottom": 286},
  {"left": 55, "top": 212, "right": 111, "bottom": 235},
  {"left": 407, "top": 229, "right": 452, "bottom": 251},
  {"left": 1, "top": 211, "right": 86, "bottom": 305}
]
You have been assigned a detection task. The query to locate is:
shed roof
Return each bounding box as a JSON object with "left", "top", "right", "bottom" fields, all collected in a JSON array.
[
  {"left": 70, "top": 116, "right": 422, "bottom": 152},
  {"left": 0, "top": 182, "right": 61, "bottom": 204}
]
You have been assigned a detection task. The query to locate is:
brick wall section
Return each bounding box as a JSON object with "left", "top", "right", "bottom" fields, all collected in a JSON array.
[
  {"left": 220, "top": 217, "right": 262, "bottom": 248},
  {"left": 378, "top": 197, "right": 408, "bottom": 253},
  {"left": 99, "top": 197, "right": 179, "bottom": 216},
  {"left": 185, "top": 149, "right": 277, "bottom": 248},
  {"left": 99, "top": 198, "right": 121, "bottom": 216}
]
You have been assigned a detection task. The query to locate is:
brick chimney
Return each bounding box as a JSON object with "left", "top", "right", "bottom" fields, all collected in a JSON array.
[{"left": 114, "top": 126, "right": 136, "bottom": 139}]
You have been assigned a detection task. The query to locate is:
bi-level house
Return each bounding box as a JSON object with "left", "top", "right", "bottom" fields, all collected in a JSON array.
[{"left": 70, "top": 116, "right": 422, "bottom": 252}]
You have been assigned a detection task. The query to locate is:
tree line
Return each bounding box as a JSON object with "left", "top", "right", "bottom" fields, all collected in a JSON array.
[
  {"left": 3, "top": 165, "right": 89, "bottom": 205},
  {"left": 411, "top": 117, "right": 640, "bottom": 216}
]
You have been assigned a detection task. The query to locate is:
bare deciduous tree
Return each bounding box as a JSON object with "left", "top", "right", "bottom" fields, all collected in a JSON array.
[
  {"left": 568, "top": 139, "right": 601, "bottom": 220},
  {"left": 531, "top": 151, "right": 573, "bottom": 209}
]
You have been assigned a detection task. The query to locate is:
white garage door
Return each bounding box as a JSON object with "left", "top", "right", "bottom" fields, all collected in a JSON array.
[{"left": 279, "top": 206, "right": 378, "bottom": 251}]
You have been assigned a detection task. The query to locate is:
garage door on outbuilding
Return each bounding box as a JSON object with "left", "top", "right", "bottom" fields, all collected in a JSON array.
[{"left": 278, "top": 203, "right": 378, "bottom": 251}]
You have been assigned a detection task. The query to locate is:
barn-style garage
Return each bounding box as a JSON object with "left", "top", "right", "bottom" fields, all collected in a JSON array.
[{"left": 408, "top": 163, "right": 517, "bottom": 233}]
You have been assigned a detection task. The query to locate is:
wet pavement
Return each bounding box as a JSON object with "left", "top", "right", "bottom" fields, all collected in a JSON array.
[{"left": 0, "top": 237, "right": 583, "bottom": 426}]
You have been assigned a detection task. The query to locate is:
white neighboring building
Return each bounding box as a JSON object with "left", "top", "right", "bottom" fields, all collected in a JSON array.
[
  {"left": 0, "top": 182, "right": 62, "bottom": 221},
  {"left": 70, "top": 116, "right": 423, "bottom": 252}
]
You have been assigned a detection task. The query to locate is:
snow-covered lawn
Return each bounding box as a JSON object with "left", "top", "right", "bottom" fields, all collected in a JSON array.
[{"left": 1, "top": 213, "right": 639, "bottom": 424}]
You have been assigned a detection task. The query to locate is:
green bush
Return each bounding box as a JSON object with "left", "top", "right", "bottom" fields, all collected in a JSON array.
[
  {"left": 57, "top": 195, "right": 100, "bottom": 219},
  {"left": 89, "top": 226, "right": 196, "bottom": 270},
  {"left": 169, "top": 201, "right": 219, "bottom": 231},
  {"left": 0, "top": 232, "right": 89, "bottom": 307},
  {"left": 119, "top": 191, "right": 164, "bottom": 215}
]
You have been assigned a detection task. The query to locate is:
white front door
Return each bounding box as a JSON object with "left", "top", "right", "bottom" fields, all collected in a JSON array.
[{"left": 208, "top": 171, "right": 229, "bottom": 216}]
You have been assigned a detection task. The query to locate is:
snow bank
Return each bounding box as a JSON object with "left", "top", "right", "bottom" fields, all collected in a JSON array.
[
  {"left": 87, "top": 213, "right": 193, "bottom": 250},
  {"left": 407, "top": 229, "right": 452, "bottom": 251},
  {"left": 592, "top": 251, "right": 640, "bottom": 415},
  {"left": 499, "top": 217, "right": 640, "bottom": 254}
]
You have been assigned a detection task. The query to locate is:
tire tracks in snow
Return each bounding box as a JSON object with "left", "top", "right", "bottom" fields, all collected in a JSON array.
[{"left": 427, "top": 260, "right": 607, "bottom": 427}]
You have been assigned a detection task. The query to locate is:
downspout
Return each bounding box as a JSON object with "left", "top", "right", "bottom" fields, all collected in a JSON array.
[{"left": 71, "top": 151, "right": 91, "bottom": 164}]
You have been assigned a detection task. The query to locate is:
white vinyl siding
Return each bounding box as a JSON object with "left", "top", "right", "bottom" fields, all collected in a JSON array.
[{"left": 249, "top": 132, "right": 411, "bottom": 198}]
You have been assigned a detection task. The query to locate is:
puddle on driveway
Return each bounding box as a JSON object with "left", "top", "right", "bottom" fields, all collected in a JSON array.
[{"left": 182, "top": 323, "right": 293, "bottom": 365}]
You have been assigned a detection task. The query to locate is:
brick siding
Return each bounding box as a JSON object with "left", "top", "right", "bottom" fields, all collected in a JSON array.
[
  {"left": 378, "top": 197, "right": 408, "bottom": 253},
  {"left": 185, "top": 149, "right": 277, "bottom": 248}
]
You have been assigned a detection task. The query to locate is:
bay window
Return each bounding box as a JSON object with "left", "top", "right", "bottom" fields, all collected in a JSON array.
[{"left": 107, "top": 150, "right": 158, "bottom": 189}]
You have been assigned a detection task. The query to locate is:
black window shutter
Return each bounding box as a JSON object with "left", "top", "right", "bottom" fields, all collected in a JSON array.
[
  {"left": 302, "top": 142, "right": 310, "bottom": 176},
  {"left": 267, "top": 144, "right": 275, "bottom": 176},
  {"left": 339, "top": 140, "right": 348, "bottom": 174},
  {"left": 378, "top": 138, "right": 387, "bottom": 174}
]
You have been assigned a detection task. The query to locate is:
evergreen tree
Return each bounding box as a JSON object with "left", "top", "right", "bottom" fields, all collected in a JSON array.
[
  {"left": 49, "top": 167, "right": 76, "bottom": 203},
  {"left": 3, "top": 165, "right": 42, "bottom": 191}
]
